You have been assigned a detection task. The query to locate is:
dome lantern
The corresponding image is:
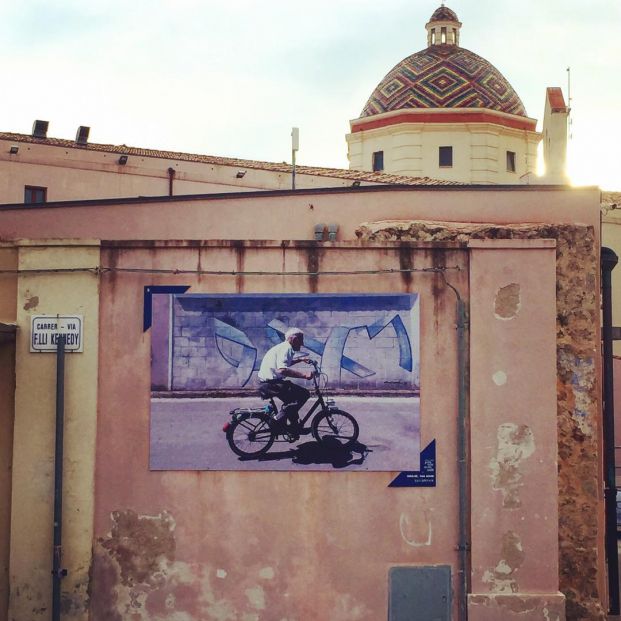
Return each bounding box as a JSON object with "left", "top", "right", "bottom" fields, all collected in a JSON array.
[{"left": 426, "top": 5, "right": 462, "bottom": 47}]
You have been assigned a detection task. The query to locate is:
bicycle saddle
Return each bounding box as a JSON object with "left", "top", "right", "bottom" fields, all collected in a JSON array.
[{"left": 258, "top": 384, "right": 279, "bottom": 399}]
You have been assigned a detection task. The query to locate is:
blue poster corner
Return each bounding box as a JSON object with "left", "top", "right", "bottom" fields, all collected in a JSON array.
[{"left": 389, "top": 440, "right": 436, "bottom": 487}]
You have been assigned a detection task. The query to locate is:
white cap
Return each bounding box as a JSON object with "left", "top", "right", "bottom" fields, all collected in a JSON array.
[{"left": 285, "top": 327, "right": 303, "bottom": 340}]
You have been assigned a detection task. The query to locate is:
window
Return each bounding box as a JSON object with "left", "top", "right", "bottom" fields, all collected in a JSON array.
[
  {"left": 372, "top": 150, "right": 384, "bottom": 172},
  {"left": 431, "top": 29, "right": 436, "bottom": 44},
  {"left": 506, "top": 151, "right": 516, "bottom": 173},
  {"left": 439, "top": 146, "right": 453, "bottom": 168},
  {"left": 24, "top": 186, "right": 47, "bottom": 205},
  {"left": 441, "top": 27, "right": 447, "bottom": 43}
]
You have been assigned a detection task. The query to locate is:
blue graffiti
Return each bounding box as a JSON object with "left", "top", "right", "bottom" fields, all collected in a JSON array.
[
  {"left": 268, "top": 315, "right": 413, "bottom": 379},
  {"left": 366, "top": 314, "right": 413, "bottom": 372},
  {"left": 214, "top": 319, "right": 257, "bottom": 387}
]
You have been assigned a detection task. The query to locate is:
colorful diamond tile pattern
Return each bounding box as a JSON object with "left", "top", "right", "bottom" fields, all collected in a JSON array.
[{"left": 361, "top": 46, "right": 526, "bottom": 118}]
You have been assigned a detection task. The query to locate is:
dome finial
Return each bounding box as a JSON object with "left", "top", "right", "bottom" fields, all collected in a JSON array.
[{"left": 426, "top": 5, "right": 461, "bottom": 47}]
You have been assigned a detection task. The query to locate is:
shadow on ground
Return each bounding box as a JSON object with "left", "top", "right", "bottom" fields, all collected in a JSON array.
[{"left": 238, "top": 437, "right": 371, "bottom": 469}]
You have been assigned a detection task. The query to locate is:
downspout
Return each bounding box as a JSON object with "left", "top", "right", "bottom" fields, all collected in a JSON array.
[
  {"left": 443, "top": 273, "right": 470, "bottom": 621},
  {"left": 167, "top": 167, "right": 176, "bottom": 197},
  {"left": 52, "top": 335, "right": 67, "bottom": 621},
  {"left": 601, "top": 246, "right": 619, "bottom": 614}
]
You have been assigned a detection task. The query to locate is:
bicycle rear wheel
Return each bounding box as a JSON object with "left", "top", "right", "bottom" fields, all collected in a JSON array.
[
  {"left": 311, "top": 409, "right": 359, "bottom": 448},
  {"left": 226, "top": 413, "right": 275, "bottom": 457}
]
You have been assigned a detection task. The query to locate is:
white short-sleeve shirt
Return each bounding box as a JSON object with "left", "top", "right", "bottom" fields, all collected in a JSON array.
[{"left": 258, "top": 341, "right": 295, "bottom": 381}]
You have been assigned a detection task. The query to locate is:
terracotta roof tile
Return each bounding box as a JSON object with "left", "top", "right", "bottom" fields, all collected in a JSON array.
[{"left": 0, "top": 131, "right": 462, "bottom": 186}]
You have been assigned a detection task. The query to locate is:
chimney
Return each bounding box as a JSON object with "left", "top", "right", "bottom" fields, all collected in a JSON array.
[
  {"left": 75, "top": 126, "right": 90, "bottom": 145},
  {"left": 32, "top": 120, "right": 49, "bottom": 139},
  {"left": 542, "top": 87, "right": 569, "bottom": 183}
]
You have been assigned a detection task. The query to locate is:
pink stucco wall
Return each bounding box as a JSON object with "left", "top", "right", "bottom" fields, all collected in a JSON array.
[
  {"left": 0, "top": 185, "right": 601, "bottom": 243},
  {"left": 92, "top": 241, "right": 467, "bottom": 620},
  {"left": 0, "top": 186, "right": 603, "bottom": 619},
  {"left": 468, "top": 239, "right": 561, "bottom": 618}
]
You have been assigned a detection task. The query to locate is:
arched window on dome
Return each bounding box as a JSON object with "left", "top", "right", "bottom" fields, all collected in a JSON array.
[
  {"left": 441, "top": 27, "right": 447, "bottom": 44},
  {"left": 431, "top": 29, "right": 436, "bottom": 45}
]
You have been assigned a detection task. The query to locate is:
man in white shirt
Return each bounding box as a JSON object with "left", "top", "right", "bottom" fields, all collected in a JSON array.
[{"left": 258, "top": 327, "right": 313, "bottom": 432}]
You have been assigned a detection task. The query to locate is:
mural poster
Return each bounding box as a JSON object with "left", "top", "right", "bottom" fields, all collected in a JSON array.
[{"left": 150, "top": 293, "right": 420, "bottom": 472}]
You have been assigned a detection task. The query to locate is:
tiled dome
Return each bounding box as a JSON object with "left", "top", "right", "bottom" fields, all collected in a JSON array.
[
  {"left": 429, "top": 6, "right": 459, "bottom": 22},
  {"left": 361, "top": 46, "right": 527, "bottom": 118}
]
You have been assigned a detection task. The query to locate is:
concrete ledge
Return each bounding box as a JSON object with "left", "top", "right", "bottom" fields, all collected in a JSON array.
[{"left": 468, "top": 592, "right": 565, "bottom": 620}]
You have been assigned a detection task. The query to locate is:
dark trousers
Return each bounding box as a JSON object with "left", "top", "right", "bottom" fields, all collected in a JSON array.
[{"left": 262, "top": 380, "right": 310, "bottom": 423}]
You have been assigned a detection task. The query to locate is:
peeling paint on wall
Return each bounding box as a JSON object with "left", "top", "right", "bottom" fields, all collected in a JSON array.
[
  {"left": 492, "top": 371, "right": 507, "bottom": 386},
  {"left": 356, "top": 220, "right": 605, "bottom": 619},
  {"left": 482, "top": 531, "right": 525, "bottom": 594},
  {"left": 92, "top": 509, "right": 370, "bottom": 621},
  {"left": 489, "top": 423, "right": 535, "bottom": 509},
  {"left": 22, "top": 290, "right": 39, "bottom": 311},
  {"left": 100, "top": 510, "right": 176, "bottom": 587},
  {"left": 494, "top": 283, "right": 521, "bottom": 320}
]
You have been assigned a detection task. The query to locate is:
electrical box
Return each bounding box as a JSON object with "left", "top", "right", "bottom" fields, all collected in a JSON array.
[{"left": 388, "top": 565, "right": 451, "bottom": 621}]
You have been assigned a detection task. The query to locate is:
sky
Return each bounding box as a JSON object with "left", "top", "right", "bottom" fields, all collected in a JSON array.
[{"left": 0, "top": 0, "right": 619, "bottom": 189}]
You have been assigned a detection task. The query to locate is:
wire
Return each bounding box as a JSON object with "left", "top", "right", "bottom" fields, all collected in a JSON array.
[{"left": 0, "top": 265, "right": 461, "bottom": 276}]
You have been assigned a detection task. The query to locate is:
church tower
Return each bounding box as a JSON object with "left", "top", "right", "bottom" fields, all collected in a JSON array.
[{"left": 346, "top": 6, "right": 541, "bottom": 184}]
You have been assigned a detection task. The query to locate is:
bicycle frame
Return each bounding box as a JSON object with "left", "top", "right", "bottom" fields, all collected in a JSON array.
[{"left": 264, "top": 362, "right": 331, "bottom": 429}]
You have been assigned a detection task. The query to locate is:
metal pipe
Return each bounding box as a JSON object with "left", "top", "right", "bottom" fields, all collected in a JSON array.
[
  {"left": 602, "top": 246, "right": 619, "bottom": 614},
  {"left": 291, "top": 150, "right": 296, "bottom": 191},
  {"left": 52, "top": 335, "right": 67, "bottom": 621},
  {"left": 442, "top": 273, "right": 470, "bottom": 621},
  {"left": 456, "top": 297, "right": 470, "bottom": 621},
  {"left": 167, "top": 167, "right": 175, "bottom": 197}
]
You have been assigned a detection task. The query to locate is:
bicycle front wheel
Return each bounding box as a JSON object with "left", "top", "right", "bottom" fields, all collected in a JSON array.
[
  {"left": 311, "top": 409, "right": 359, "bottom": 448},
  {"left": 226, "top": 413, "right": 275, "bottom": 457}
]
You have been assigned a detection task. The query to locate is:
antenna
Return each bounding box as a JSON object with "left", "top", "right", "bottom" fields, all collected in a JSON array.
[
  {"left": 291, "top": 127, "right": 299, "bottom": 190},
  {"left": 566, "top": 67, "right": 573, "bottom": 140}
]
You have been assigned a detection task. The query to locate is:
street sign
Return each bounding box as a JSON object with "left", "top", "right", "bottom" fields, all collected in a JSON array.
[{"left": 31, "top": 315, "right": 83, "bottom": 353}]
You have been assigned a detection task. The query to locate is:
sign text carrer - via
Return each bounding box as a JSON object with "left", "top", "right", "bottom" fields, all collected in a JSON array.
[{"left": 31, "top": 315, "right": 84, "bottom": 353}]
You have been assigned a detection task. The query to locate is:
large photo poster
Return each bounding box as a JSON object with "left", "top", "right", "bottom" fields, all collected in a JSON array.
[{"left": 150, "top": 293, "right": 420, "bottom": 471}]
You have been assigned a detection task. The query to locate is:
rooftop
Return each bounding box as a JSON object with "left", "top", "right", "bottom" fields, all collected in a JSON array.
[{"left": 0, "top": 131, "right": 462, "bottom": 187}]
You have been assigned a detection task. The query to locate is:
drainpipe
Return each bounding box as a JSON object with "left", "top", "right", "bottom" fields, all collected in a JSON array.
[
  {"left": 602, "top": 246, "right": 619, "bottom": 615},
  {"left": 443, "top": 273, "right": 470, "bottom": 621},
  {"left": 167, "top": 167, "right": 176, "bottom": 197},
  {"left": 52, "top": 335, "right": 67, "bottom": 621}
]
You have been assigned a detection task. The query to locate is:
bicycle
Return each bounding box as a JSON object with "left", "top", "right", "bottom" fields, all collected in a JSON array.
[{"left": 222, "top": 360, "right": 360, "bottom": 458}]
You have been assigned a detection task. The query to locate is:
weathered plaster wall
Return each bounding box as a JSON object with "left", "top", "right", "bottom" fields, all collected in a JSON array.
[
  {"left": 467, "top": 239, "right": 560, "bottom": 619},
  {"left": 0, "top": 338, "right": 15, "bottom": 621},
  {"left": 91, "top": 240, "right": 467, "bottom": 620},
  {"left": 9, "top": 242, "right": 100, "bottom": 621},
  {"left": 357, "top": 220, "right": 604, "bottom": 620},
  {"left": 0, "top": 246, "right": 17, "bottom": 621},
  {"left": 2, "top": 186, "right": 602, "bottom": 619}
]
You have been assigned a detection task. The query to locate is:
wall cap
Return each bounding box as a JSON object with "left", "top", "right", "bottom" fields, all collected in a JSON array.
[{"left": 467, "top": 239, "right": 557, "bottom": 249}]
